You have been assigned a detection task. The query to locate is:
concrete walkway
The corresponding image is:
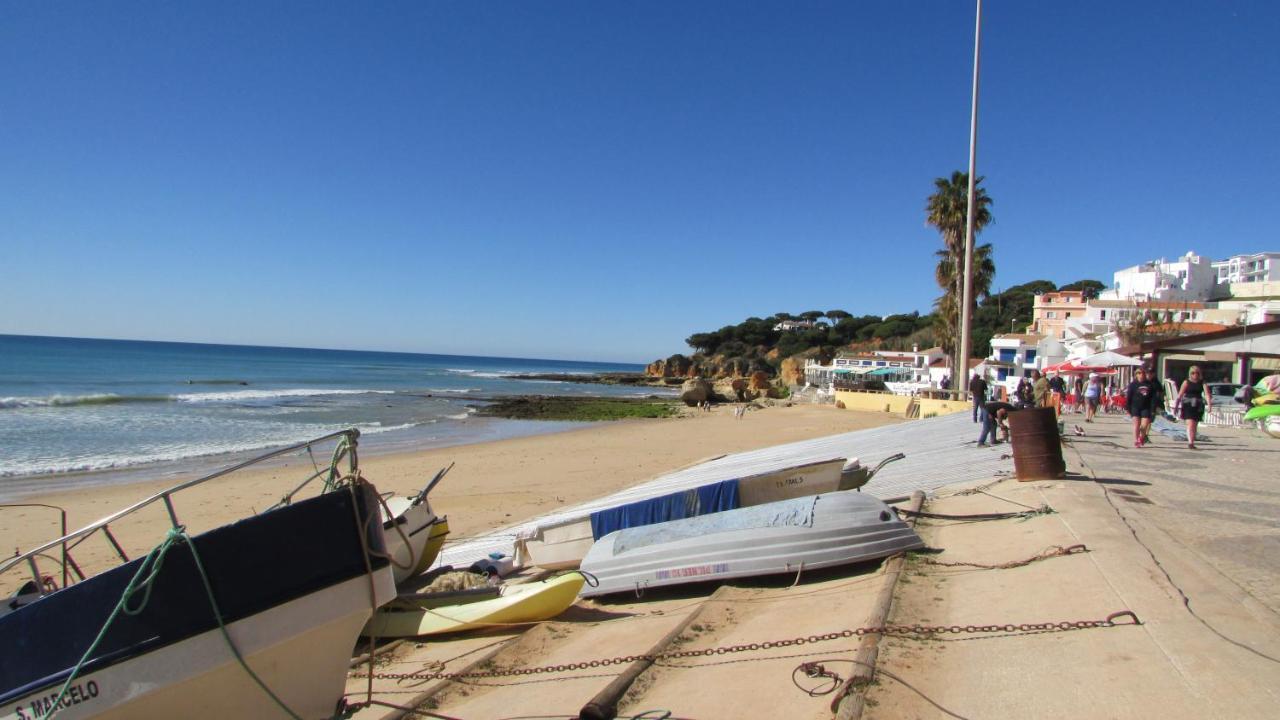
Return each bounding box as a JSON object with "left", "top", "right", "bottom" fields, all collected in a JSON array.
[{"left": 867, "top": 414, "right": 1280, "bottom": 719}]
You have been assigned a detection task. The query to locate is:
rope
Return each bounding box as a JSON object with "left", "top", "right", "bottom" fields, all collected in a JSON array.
[
  {"left": 897, "top": 506, "right": 1053, "bottom": 522},
  {"left": 46, "top": 527, "right": 304, "bottom": 719},
  {"left": 917, "top": 544, "right": 1089, "bottom": 570}
]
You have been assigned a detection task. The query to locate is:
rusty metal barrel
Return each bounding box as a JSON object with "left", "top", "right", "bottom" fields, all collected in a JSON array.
[{"left": 1007, "top": 407, "right": 1066, "bottom": 480}]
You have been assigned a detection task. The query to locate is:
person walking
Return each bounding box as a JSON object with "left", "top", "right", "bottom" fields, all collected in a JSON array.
[
  {"left": 969, "top": 373, "right": 989, "bottom": 423},
  {"left": 1084, "top": 373, "right": 1103, "bottom": 422},
  {"left": 1073, "top": 375, "right": 1086, "bottom": 413},
  {"left": 1175, "top": 365, "right": 1212, "bottom": 449},
  {"left": 1125, "top": 367, "right": 1158, "bottom": 448}
]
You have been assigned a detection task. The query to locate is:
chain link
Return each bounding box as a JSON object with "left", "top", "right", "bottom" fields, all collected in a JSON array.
[{"left": 350, "top": 611, "right": 1139, "bottom": 682}]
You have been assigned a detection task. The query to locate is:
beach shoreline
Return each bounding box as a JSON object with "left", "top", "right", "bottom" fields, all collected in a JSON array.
[{"left": 1, "top": 403, "right": 902, "bottom": 594}]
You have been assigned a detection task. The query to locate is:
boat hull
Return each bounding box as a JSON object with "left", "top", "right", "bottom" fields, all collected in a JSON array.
[
  {"left": 579, "top": 490, "right": 922, "bottom": 598},
  {"left": 0, "top": 486, "right": 395, "bottom": 720},
  {"left": 365, "top": 573, "right": 585, "bottom": 638},
  {"left": 381, "top": 495, "right": 447, "bottom": 585},
  {"left": 520, "top": 458, "right": 849, "bottom": 570}
]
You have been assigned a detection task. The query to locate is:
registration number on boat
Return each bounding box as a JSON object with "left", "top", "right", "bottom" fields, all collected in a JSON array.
[
  {"left": 657, "top": 563, "right": 729, "bottom": 579},
  {"left": 774, "top": 475, "right": 806, "bottom": 488}
]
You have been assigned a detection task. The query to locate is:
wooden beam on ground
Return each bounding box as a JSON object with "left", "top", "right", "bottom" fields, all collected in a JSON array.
[
  {"left": 832, "top": 490, "right": 927, "bottom": 720},
  {"left": 578, "top": 585, "right": 732, "bottom": 720}
]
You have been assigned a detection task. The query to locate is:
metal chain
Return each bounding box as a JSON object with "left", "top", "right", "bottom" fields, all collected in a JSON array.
[{"left": 350, "top": 611, "right": 1140, "bottom": 682}]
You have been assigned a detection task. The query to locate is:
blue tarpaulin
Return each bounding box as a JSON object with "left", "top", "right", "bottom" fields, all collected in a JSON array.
[{"left": 590, "top": 479, "right": 740, "bottom": 540}]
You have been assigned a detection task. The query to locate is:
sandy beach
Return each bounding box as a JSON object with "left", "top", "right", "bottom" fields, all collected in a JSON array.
[{"left": 2, "top": 404, "right": 902, "bottom": 594}]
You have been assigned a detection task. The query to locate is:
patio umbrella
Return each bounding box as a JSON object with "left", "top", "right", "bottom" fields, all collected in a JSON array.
[{"left": 1080, "top": 350, "right": 1143, "bottom": 368}]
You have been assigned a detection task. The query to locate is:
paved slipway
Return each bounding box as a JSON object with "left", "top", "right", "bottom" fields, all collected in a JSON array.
[{"left": 868, "top": 413, "right": 1280, "bottom": 719}]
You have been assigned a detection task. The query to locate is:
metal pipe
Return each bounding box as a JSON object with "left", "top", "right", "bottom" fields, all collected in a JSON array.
[{"left": 957, "top": 0, "right": 984, "bottom": 396}]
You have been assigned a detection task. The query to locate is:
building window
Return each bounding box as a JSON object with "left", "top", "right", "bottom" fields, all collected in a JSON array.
[
  {"left": 1025, "top": 349, "right": 1037, "bottom": 363},
  {"left": 1046, "top": 311, "right": 1056, "bottom": 319},
  {"left": 1100, "top": 310, "right": 1107, "bottom": 319},
  {"left": 998, "top": 349, "right": 1015, "bottom": 362}
]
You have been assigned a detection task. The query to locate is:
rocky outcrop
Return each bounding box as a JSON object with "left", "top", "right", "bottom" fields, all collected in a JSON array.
[
  {"left": 779, "top": 355, "right": 806, "bottom": 386},
  {"left": 680, "top": 378, "right": 713, "bottom": 406},
  {"left": 749, "top": 371, "right": 771, "bottom": 391},
  {"left": 646, "top": 354, "right": 698, "bottom": 378},
  {"left": 646, "top": 352, "right": 776, "bottom": 382}
]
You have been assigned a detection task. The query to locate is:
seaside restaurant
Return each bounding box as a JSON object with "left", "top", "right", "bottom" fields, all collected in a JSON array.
[{"left": 1117, "top": 319, "right": 1280, "bottom": 386}]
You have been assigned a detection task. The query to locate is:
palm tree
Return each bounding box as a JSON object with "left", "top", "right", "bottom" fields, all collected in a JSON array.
[{"left": 926, "top": 171, "right": 994, "bottom": 372}]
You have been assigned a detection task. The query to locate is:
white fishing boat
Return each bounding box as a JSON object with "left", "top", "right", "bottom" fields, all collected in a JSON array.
[
  {"left": 579, "top": 490, "right": 923, "bottom": 598},
  {"left": 380, "top": 464, "right": 452, "bottom": 585},
  {"left": 518, "top": 456, "right": 902, "bottom": 571},
  {"left": 0, "top": 430, "right": 396, "bottom": 720}
]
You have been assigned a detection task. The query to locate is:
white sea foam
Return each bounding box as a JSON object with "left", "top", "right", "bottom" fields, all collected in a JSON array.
[
  {"left": 426, "top": 388, "right": 481, "bottom": 394},
  {"left": 174, "top": 388, "right": 394, "bottom": 403},
  {"left": 0, "top": 419, "right": 423, "bottom": 478},
  {"left": 2, "top": 393, "right": 127, "bottom": 408}
]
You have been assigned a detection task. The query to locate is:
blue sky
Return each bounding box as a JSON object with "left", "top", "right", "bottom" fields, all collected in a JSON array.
[{"left": 2, "top": 2, "right": 1276, "bottom": 363}]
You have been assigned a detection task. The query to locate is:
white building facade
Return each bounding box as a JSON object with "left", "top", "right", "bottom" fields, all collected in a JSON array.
[
  {"left": 1212, "top": 252, "right": 1280, "bottom": 286},
  {"left": 1101, "top": 251, "right": 1217, "bottom": 303}
]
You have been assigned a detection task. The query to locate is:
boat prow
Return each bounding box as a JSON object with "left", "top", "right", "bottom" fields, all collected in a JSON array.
[{"left": 365, "top": 572, "right": 585, "bottom": 638}]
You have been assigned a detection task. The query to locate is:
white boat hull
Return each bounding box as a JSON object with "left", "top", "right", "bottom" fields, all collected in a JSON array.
[
  {"left": 381, "top": 496, "right": 444, "bottom": 585},
  {"left": 579, "top": 490, "right": 922, "bottom": 598},
  {"left": 0, "top": 570, "right": 393, "bottom": 720},
  {"left": 520, "top": 458, "right": 850, "bottom": 570}
]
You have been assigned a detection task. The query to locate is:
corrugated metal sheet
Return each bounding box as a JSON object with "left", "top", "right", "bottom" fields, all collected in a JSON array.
[{"left": 437, "top": 411, "right": 1010, "bottom": 570}]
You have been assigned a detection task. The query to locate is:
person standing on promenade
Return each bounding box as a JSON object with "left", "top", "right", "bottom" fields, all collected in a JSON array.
[
  {"left": 1015, "top": 376, "right": 1033, "bottom": 407},
  {"left": 1084, "top": 373, "right": 1103, "bottom": 422},
  {"left": 969, "top": 373, "right": 988, "bottom": 423},
  {"left": 1126, "top": 367, "right": 1158, "bottom": 447},
  {"left": 1175, "top": 365, "right": 1212, "bottom": 449},
  {"left": 1047, "top": 372, "right": 1066, "bottom": 416},
  {"left": 1032, "top": 370, "right": 1049, "bottom": 408},
  {"left": 977, "top": 399, "right": 1016, "bottom": 447},
  {"left": 1073, "top": 375, "right": 1086, "bottom": 413}
]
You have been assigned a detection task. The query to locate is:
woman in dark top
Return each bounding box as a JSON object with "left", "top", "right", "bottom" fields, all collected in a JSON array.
[
  {"left": 1125, "top": 368, "right": 1158, "bottom": 448},
  {"left": 1175, "top": 365, "right": 1212, "bottom": 450}
]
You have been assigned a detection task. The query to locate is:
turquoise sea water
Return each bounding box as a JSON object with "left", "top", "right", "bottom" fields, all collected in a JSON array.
[{"left": 0, "top": 335, "right": 667, "bottom": 496}]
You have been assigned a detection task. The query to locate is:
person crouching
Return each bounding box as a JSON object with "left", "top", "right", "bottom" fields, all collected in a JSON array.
[{"left": 978, "top": 400, "right": 1016, "bottom": 447}]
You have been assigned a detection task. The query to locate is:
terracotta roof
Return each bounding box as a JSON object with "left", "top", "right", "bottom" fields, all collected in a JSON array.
[
  {"left": 1144, "top": 322, "right": 1230, "bottom": 334},
  {"left": 1089, "top": 299, "right": 1208, "bottom": 310}
]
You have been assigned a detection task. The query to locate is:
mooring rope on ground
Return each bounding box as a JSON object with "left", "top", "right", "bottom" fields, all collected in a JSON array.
[
  {"left": 897, "top": 505, "right": 1054, "bottom": 522},
  {"left": 917, "top": 544, "right": 1089, "bottom": 570}
]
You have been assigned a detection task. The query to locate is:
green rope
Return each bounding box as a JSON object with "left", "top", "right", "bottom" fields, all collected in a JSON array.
[{"left": 46, "top": 527, "right": 304, "bottom": 720}]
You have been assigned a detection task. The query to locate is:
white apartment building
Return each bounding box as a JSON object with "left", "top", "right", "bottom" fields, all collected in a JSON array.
[
  {"left": 1099, "top": 251, "right": 1217, "bottom": 303},
  {"left": 803, "top": 347, "right": 944, "bottom": 389},
  {"left": 983, "top": 334, "right": 1066, "bottom": 390},
  {"left": 1212, "top": 252, "right": 1280, "bottom": 285}
]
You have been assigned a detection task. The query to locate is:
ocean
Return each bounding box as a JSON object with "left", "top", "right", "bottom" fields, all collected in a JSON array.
[{"left": 0, "top": 335, "right": 668, "bottom": 498}]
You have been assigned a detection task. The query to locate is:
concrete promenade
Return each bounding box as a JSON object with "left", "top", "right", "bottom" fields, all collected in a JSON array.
[{"left": 867, "top": 413, "right": 1280, "bottom": 718}]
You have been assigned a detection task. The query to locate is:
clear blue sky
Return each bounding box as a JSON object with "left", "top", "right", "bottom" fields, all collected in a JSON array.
[{"left": 2, "top": 2, "right": 1276, "bottom": 363}]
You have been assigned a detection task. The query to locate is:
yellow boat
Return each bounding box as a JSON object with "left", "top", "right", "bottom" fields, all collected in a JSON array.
[{"left": 364, "top": 572, "right": 585, "bottom": 638}]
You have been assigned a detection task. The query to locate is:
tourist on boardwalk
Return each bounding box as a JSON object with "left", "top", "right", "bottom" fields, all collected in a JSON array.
[
  {"left": 1047, "top": 372, "right": 1066, "bottom": 416},
  {"left": 1032, "top": 370, "right": 1049, "bottom": 408},
  {"left": 1084, "top": 373, "right": 1103, "bottom": 422},
  {"left": 1015, "top": 376, "right": 1033, "bottom": 408},
  {"left": 1174, "top": 365, "right": 1212, "bottom": 450},
  {"left": 1073, "top": 375, "right": 1086, "bottom": 413},
  {"left": 969, "top": 373, "right": 988, "bottom": 423},
  {"left": 1126, "top": 367, "right": 1159, "bottom": 447},
  {"left": 977, "top": 399, "right": 1016, "bottom": 447}
]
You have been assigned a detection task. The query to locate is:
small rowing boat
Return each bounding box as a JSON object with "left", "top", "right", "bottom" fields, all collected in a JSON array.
[
  {"left": 365, "top": 572, "right": 585, "bottom": 638},
  {"left": 579, "top": 490, "right": 922, "bottom": 598}
]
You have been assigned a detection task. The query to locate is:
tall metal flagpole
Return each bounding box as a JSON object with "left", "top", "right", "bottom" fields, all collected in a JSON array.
[{"left": 957, "top": 0, "right": 983, "bottom": 396}]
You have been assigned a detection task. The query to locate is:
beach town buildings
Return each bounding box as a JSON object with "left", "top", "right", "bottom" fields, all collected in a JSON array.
[
  {"left": 1212, "top": 252, "right": 1280, "bottom": 286},
  {"left": 1028, "top": 290, "right": 1088, "bottom": 339},
  {"left": 803, "top": 347, "right": 944, "bottom": 391},
  {"left": 774, "top": 319, "right": 827, "bottom": 332},
  {"left": 1099, "top": 251, "right": 1217, "bottom": 303}
]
